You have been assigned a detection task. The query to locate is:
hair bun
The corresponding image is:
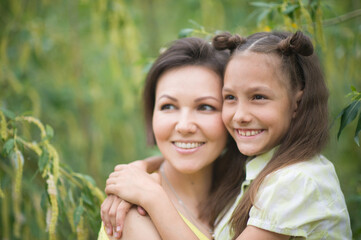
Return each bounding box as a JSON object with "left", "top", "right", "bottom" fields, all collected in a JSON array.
[
  {"left": 278, "top": 31, "right": 314, "bottom": 56},
  {"left": 212, "top": 32, "right": 246, "bottom": 52}
]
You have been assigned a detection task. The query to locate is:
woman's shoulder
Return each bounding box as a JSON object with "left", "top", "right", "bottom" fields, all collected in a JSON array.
[{"left": 120, "top": 207, "right": 161, "bottom": 240}]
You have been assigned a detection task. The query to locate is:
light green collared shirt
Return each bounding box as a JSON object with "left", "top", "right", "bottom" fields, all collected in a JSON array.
[{"left": 213, "top": 149, "right": 352, "bottom": 240}]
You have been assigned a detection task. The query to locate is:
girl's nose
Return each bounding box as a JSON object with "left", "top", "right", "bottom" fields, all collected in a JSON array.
[{"left": 233, "top": 104, "right": 252, "bottom": 124}]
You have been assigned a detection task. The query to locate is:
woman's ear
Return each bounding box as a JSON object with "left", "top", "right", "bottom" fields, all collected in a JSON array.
[{"left": 292, "top": 90, "right": 303, "bottom": 118}]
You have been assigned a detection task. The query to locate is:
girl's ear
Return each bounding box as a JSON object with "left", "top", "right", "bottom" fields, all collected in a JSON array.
[{"left": 292, "top": 90, "right": 303, "bottom": 118}]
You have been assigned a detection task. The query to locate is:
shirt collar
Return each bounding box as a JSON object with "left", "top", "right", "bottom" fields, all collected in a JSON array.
[{"left": 245, "top": 147, "right": 277, "bottom": 181}]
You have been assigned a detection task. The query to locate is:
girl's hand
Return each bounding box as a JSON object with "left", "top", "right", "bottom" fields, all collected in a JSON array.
[
  {"left": 101, "top": 196, "right": 147, "bottom": 239},
  {"left": 100, "top": 157, "right": 163, "bottom": 238},
  {"left": 100, "top": 195, "right": 124, "bottom": 238},
  {"left": 105, "top": 165, "right": 162, "bottom": 206}
]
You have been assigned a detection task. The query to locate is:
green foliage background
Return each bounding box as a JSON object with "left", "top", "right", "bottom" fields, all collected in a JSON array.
[{"left": 0, "top": 0, "right": 360, "bottom": 239}]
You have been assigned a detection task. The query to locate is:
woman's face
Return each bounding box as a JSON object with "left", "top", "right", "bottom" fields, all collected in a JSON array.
[{"left": 152, "top": 65, "right": 228, "bottom": 174}]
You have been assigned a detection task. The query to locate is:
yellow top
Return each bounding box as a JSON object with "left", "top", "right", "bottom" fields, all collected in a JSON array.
[
  {"left": 178, "top": 211, "right": 210, "bottom": 240},
  {"left": 97, "top": 211, "right": 210, "bottom": 240}
]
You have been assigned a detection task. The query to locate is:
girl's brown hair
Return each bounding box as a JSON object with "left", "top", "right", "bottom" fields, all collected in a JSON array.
[
  {"left": 213, "top": 31, "right": 329, "bottom": 238},
  {"left": 143, "top": 37, "right": 247, "bottom": 225}
]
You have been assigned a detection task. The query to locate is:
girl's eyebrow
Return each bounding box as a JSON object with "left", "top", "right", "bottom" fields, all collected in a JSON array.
[
  {"left": 195, "top": 96, "right": 221, "bottom": 103},
  {"left": 248, "top": 86, "right": 272, "bottom": 92},
  {"left": 222, "top": 87, "right": 233, "bottom": 92},
  {"left": 158, "top": 95, "right": 178, "bottom": 102}
]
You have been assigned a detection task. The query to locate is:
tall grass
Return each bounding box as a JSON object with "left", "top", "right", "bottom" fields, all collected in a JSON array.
[{"left": 0, "top": 0, "right": 360, "bottom": 239}]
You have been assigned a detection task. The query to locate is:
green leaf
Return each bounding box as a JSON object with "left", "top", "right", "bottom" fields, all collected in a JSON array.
[
  {"left": 3, "top": 139, "right": 15, "bottom": 155},
  {"left": 178, "top": 28, "right": 194, "bottom": 38},
  {"left": 351, "top": 85, "right": 356, "bottom": 92},
  {"left": 38, "top": 148, "right": 49, "bottom": 172},
  {"left": 249, "top": 2, "right": 279, "bottom": 8},
  {"left": 337, "top": 101, "right": 361, "bottom": 139},
  {"left": 282, "top": 4, "right": 299, "bottom": 15},
  {"left": 188, "top": 20, "right": 202, "bottom": 29},
  {"left": 81, "top": 192, "right": 93, "bottom": 206},
  {"left": 354, "top": 111, "right": 361, "bottom": 146},
  {"left": 83, "top": 174, "right": 96, "bottom": 186},
  {"left": 257, "top": 8, "right": 271, "bottom": 23},
  {"left": 0, "top": 108, "right": 16, "bottom": 120},
  {"left": 73, "top": 204, "right": 84, "bottom": 227},
  {"left": 46, "top": 125, "right": 54, "bottom": 139}
]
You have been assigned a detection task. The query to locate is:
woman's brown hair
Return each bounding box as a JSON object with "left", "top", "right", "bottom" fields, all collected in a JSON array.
[
  {"left": 213, "top": 31, "right": 329, "bottom": 238},
  {"left": 143, "top": 37, "right": 247, "bottom": 226}
]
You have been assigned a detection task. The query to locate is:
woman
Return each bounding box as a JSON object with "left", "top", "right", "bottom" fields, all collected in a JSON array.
[{"left": 99, "top": 37, "right": 245, "bottom": 239}]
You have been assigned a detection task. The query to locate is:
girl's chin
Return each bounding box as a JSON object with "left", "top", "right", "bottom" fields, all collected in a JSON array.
[{"left": 236, "top": 145, "right": 263, "bottom": 157}]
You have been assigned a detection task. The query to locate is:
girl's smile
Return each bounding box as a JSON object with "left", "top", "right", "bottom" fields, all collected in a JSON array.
[{"left": 235, "top": 129, "right": 264, "bottom": 137}]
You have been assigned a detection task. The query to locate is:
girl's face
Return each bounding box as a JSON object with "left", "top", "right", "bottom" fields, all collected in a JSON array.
[
  {"left": 222, "top": 53, "right": 302, "bottom": 156},
  {"left": 153, "top": 66, "right": 228, "bottom": 174}
]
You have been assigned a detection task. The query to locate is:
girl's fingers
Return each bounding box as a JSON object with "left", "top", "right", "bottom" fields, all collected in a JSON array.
[
  {"left": 105, "top": 184, "right": 118, "bottom": 196},
  {"left": 137, "top": 206, "right": 147, "bottom": 216},
  {"left": 114, "top": 164, "right": 126, "bottom": 171},
  {"left": 109, "top": 197, "right": 122, "bottom": 228},
  {"left": 108, "top": 171, "right": 120, "bottom": 179},
  {"left": 100, "top": 196, "right": 116, "bottom": 236},
  {"left": 106, "top": 177, "right": 116, "bottom": 186},
  {"left": 114, "top": 201, "right": 133, "bottom": 238}
]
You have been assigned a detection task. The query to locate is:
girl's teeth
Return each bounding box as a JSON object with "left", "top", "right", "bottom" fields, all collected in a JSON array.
[
  {"left": 174, "top": 142, "right": 203, "bottom": 149},
  {"left": 238, "top": 130, "right": 262, "bottom": 136}
]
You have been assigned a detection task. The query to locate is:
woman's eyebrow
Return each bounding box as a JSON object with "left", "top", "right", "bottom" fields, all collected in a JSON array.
[
  {"left": 195, "top": 96, "right": 221, "bottom": 103},
  {"left": 157, "top": 94, "right": 178, "bottom": 101}
]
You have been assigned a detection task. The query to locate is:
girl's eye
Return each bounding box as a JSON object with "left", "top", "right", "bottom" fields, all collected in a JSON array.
[
  {"left": 160, "top": 104, "right": 176, "bottom": 110},
  {"left": 252, "top": 94, "right": 266, "bottom": 100},
  {"left": 198, "top": 104, "right": 215, "bottom": 111},
  {"left": 224, "top": 94, "right": 236, "bottom": 101}
]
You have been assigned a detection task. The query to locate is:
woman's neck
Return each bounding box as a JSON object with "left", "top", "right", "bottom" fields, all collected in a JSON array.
[
  {"left": 161, "top": 161, "right": 213, "bottom": 212},
  {"left": 160, "top": 160, "right": 214, "bottom": 238}
]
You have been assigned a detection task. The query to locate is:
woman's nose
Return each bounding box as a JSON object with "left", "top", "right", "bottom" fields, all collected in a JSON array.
[{"left": 175, "top": 111, "right": 197, "bottom": 134}]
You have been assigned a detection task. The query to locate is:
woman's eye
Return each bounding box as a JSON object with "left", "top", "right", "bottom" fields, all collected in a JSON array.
[
  {"left": 224, "top": 94, "right": 236, "bottom": 101},
  {"left": 160, "top": 104, "right": 175, "bottom": 110},
  {"left": 198, "top": 104, "right": 215, "bottom": 111}
]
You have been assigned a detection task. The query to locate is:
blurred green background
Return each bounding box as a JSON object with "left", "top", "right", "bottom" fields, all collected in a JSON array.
[{"left": 1, "top": 0, "right": 360, "bottom": 239}]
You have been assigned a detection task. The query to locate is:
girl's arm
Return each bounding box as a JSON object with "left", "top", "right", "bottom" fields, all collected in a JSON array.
[
  {"left": 105, "top": 166, "right": 199, "bottom": 240},
  {"left": 236, "top": 226, "right": 290, "bottom": 240},
  {"left": 101, "top": 155, "right": 164, "bottom": 237},
  {"left": 114, "top": 155, "right": 164, "bottom": 174}
]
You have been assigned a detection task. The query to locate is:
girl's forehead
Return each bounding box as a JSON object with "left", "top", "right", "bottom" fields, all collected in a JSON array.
[
  {"left": 231, "top": 51, "right": 281, "bottom": 66},
  {"left": 225, "top": 52, "right": 291, "bottom": 90}
]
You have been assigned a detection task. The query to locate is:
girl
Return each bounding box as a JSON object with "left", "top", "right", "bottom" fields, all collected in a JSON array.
[
  {"left": 105, "top": 31, "right": 352, "bottom": 239},
  {"left": 99, "top": 37, "right": 245, "bottom": 240}
]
